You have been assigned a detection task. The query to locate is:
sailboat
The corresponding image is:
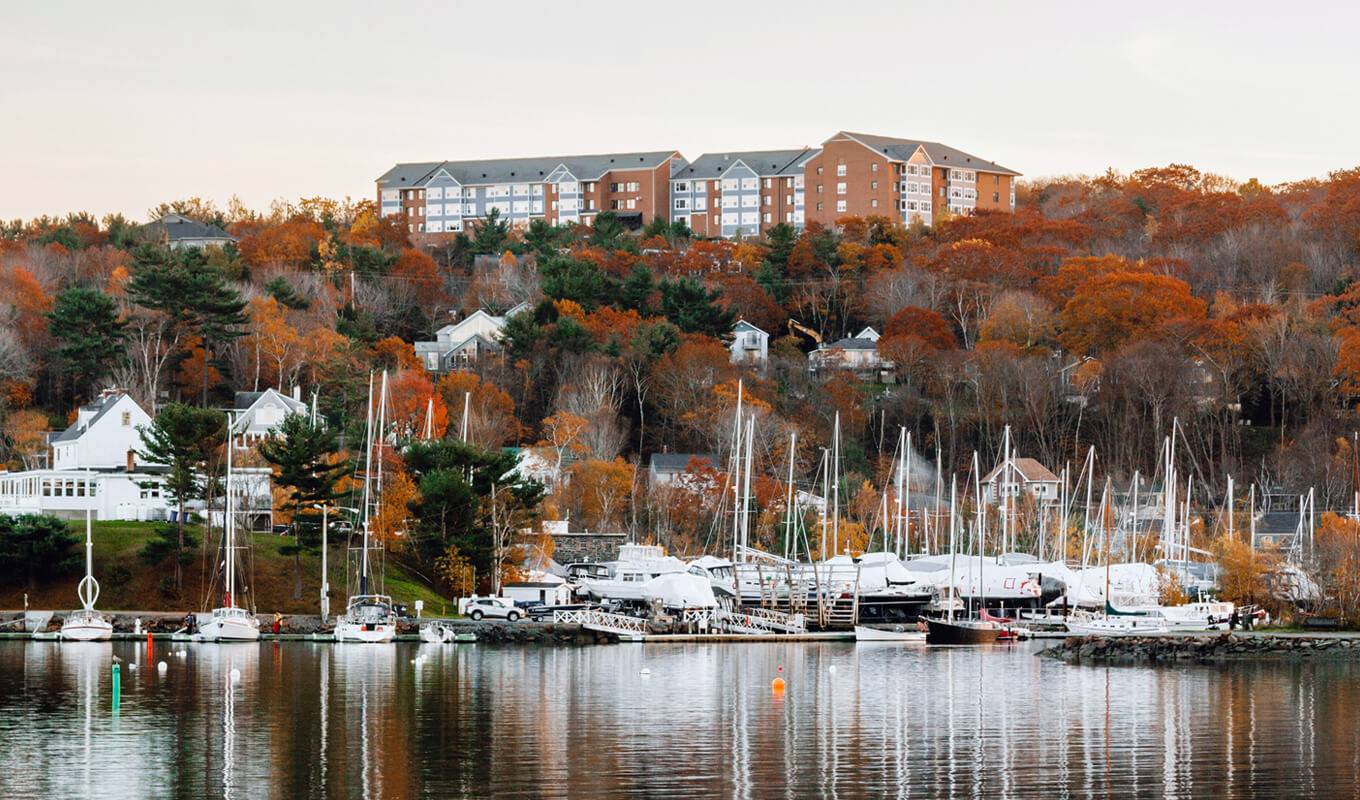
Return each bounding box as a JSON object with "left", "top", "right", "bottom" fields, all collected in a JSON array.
[
  {"left": 198, "top": 426, "right": 261, "bottom": 642},
  {"left": 59, "top": 500, "right": 113, "bottom": 642},
  {"left": 334, "top": 372, "right": 397, "bottom": 643},
  {"left": 925, "top": 453, "right": 1004, "bottom": 644}
]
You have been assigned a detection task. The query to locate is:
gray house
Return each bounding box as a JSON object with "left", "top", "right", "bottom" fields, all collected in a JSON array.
[
  {"left": 142, "top": 213, "right": 238, "bottom": 250},
  {"left": 230, "top": 388, "right": 307, "bottom": 445},
  {"left": 414, "top": 304, "right": 530, "bottom": 373}
]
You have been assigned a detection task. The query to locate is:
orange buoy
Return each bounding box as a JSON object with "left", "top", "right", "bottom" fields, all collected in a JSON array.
[{"left": 772, "top": 677, "right": 785, "bottom": 692}]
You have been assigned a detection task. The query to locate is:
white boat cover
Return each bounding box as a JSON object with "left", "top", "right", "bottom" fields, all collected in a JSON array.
[{"left": 640, "top": 572, "right": 717, "bottom": 609}]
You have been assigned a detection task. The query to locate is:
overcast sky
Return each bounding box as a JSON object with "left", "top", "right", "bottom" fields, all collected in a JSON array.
[{"left": 2, "top": 1, "right": 1356, "bottom": 221}]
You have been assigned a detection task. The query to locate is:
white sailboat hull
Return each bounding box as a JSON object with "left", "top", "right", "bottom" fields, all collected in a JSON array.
[
  {"left": 334, "top": 621, "right": 396, "bottom": 643},
  {"left": 59, "top": 611, "right": 113, "bottom": 642},
  {"left": 855, "top": 625, "right": 926, "bottom": 642},
  {"left": 1066, "top": 618, "right": 1167, "bottom": 636},
  {"left": 197, "top": 610, "right": 261, "bottom": 642}
]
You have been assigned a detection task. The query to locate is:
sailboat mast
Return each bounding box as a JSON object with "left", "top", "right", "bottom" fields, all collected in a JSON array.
[
  {"left": 359, "top": 373, "right": 375, "bottom": 594},
  {"left": 783, "top": 432, "right": 797, "bottom": 561},
  {"left": 973, "top": 451, "right": 984, "bottom": 617},
  {"left": 948, "top": 476, "right": 957, "bottom": 623},
  {"left": 731, "top": 381, "right": 743, "bottom": 563},
  {"left": 894, "top": 427, "right": 906, "bottom": 556},
  {"left": 740, "top": 416, "right": 754, "bottom": 557},
  {"left": 832, "top": 412, "right": 840, "bottom": 555},
  {"left": 904, "top": 432, "right": 912, "bottom": 557},
  {"left": 226, "top": 423, "right": 234, "bottom": 609}
]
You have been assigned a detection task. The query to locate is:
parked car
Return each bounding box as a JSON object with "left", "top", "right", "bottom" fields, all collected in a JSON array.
[{"left": 464, "top": 597, "right": 522, "bottom": 622}]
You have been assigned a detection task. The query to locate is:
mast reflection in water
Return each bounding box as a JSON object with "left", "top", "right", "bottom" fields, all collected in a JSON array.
[{"left": 0, "top": 640, "right": 1357, "bottom": 798}]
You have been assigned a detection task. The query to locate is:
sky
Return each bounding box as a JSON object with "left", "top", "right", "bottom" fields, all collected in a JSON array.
[{"left": 2, "top": 1, "right": 1357, "bottom": 221}]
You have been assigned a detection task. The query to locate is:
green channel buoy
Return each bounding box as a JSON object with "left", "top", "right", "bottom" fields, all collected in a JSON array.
[{"left": 112, "top": 663, "right": 120, "bottom": 711}]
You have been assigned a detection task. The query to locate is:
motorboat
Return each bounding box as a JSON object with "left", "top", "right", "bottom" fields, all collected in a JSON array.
[
  {"left": 576, "top": 544, "right": 689, "bottom": 604},
  {"left": 1065, "top": 614, "right": 1167, "bottom": 636},
  {"left": 687, "top": 555, "right": 737, "bottom": 599},
  {"left": 855, "top": 624, "right": 927, "bottom": 642},
  {"left": 420, "top": 621, "right": 452, "bottom": 643}
]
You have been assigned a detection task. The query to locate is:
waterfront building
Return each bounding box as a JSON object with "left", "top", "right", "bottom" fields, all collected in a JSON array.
[{"left": 668, "top": 149, "right": 816, "bottom": 237}]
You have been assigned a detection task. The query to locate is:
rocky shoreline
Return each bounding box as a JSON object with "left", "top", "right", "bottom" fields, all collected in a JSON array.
[{"left": 1042, "top": 634, "right": 1360, "bottom": 665}]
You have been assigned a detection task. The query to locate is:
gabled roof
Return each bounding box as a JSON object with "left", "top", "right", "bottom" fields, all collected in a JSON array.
[
  {"left": 832, "top": 132, "right": 1019, "bottom": 176},
  {"left": 51, "top": 393, "right": 133, "bottom": 444},
  {"left": 819, "top": 337, "right": 879, "bottom": 351},
  {"left": 143, "top": 213, "right": 237, "bottom": 243},
  {"left": 983, "top": 458, "right": 1060, "bottom": 484},
  {"left": 377, "top": 151, "right": 681, "bottom": 188},
  {"left": 648, "top": 453, "right": 722, "bottom": 474},
  {"left": 448, "top": 333, "right": 502, "bottom": 353},
  {"left": 733, "top": 319, "right": 768, "bottom": 336},
  {"left": 435, "top": 308, "right": 508, "bottom": 338},
  {"left": 233, "top": 388, "right": 306, "bottom": 414},
  {"left": 672, "top": 149, "right": 814, "bottom": 181}
]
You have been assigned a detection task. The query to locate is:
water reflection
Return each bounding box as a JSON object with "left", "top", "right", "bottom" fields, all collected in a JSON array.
[{"left": 0, "top": 640, "right": 1359, "bottom": 798}]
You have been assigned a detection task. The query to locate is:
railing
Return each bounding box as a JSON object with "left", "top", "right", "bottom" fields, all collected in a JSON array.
[{"left": 553, "top": 609, "right": 648, "bottom": 635}]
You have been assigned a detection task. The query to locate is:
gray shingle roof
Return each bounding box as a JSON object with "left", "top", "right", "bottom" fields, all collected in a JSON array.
[
  {"left": 376, "top": 151, "right": 680, "bottom": 188},
  {"left": 672, "top": 149, "right": 814, "bottom": 181},
  {"left": 649, "top": 453, "right": 723, "bottom": 474},
  {"left": 143, "top": 214, "right": 237, "bottom": 242},
  {"left": 52, "top": 394, "right": 124, "bottom": 444},
  {"left": 838, "top": 132, "right": 1019, "bottom": 176}
]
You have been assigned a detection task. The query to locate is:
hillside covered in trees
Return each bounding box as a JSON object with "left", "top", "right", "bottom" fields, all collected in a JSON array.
[{"left": 7, "top": 164, "right": 1360, "bottom": 606}]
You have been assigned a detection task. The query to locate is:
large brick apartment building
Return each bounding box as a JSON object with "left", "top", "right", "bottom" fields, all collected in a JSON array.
[{"left": 376, "top": 131, "right": 1017, "bottom": 240}]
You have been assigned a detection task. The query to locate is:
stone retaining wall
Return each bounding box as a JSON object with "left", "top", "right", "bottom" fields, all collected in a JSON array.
[{"left": 1042, "top": 634, "right": 1360, "bottom": 664}]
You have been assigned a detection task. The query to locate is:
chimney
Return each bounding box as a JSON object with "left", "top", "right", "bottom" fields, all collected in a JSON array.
[
  {"left": 126, "top": 449, "right": 135, "bottom": 472},
  {"left": 292, "top": 386, "right": 301, "bottom": 401}
]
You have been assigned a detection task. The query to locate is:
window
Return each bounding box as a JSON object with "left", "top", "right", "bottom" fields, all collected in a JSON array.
[
  {"left": 695, "top": 180, "right": 706, "bottom": 192},
  {"left": 785, "top": 194, "right": 793, "bottom": 205},
  {"left": 871, "top": 163, "right": 878, "bottom": 172},
  {"left": 940, "top": 187, "right": 947, "bottom": 197},
  {"left": 722, "top": 196, "right": 738, "bottom": 209},
  {"left": 786, "top": 211, "right": 793, "bottom": 222},
  {"left": 694, "top": 197, "right": 707, "bottom": 211},
  {"left": 532, "top": 185, "right": 543, "bottom": 195},
  {"left": 871, "top": 199, "right": 878, "bottom": 208},
  {"left": 626, "top": 199, "right": 636, "bottom": 210},
  {"left": 722, "top": 178, "right": 739, "bottom": 191},
  {"left": 512, "top": 184, "right": 529, "bottom": 196},
  {"left": 907, "top": 200, "right": 918, "bottom": 211},
  {"left": 674, "top": 181, "right": 689, "bottom": 193},
  {"left": 121, "top": 411, "right": 131, "bottom": 426},
  {"left": 993, "top": 175, "right": 1000, "bottom": 185},
  {"left": 428, "top": 187, "right": 443, "bottom": 199},
  {"left": 584, "top": 182, "right": 595, "bottom": 192},
  {"left": 922, "top": 201, "right": 931, "bottom": 212},
  {"left": 713, "top": 214, "right": 720, "bottom": 225},
  {"left": 741, "top": 194, "right": 757, "bottom": 208},
  {"left": 763, "top": 178, "right": 772, "bottom": 189},
  {"left": 836, "top": 164, "right": 846, "bottom": 176},
  {"left": 870, "top": 181, "right": 877, "bottom": 190},
  {"left": 763, "top": 212, "right": 771, "bottom": 223},
  {"left": 816, "top": 202, "right": 823, "bottom": 211},
  {"left": 627, "top": 182, "right": 639, "bottom": 192},
  {"left": 837, "top": 200, "right": 847, "bottom": 213},
  {"left": 836, "top": 182, "right": 846, "bottom": 195},
  {"left": 675, "top": 198, "right": 689, "bottom": 210},
  {"left": 816, "top": 166, "right": 823, "bottom": 175},
  {"left": 816, "top": 184, "right": 823, "bottom": 194},
  {"left": 740, "top": 178, "right": 757, "bottom": 191},
  {"left": 993, "top": 192, "right": 1000, "bottom": 203},
  {"left": 609, "top": 182, "right": 620, "bottom": 193},
  {"left": 610, "top": 200, "right": 621, "bottom": 210},
  {"left": 763, "top": 195, "right": 771, "bottom": 206}
]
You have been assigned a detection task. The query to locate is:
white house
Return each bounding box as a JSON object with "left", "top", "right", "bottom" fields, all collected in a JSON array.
[
  {"left": 808, "top": 328, "right": 893, "bottom": 382},
  {"left": 503, "top": 572, "right": 573, "bottom": 606},
  {"left": 142, "top": 213, "right": 238, "bottom": 250},
  {"left": 648, "top": 453, "right": 722, "bottom": 488},
  {"left": 414, "top": 303, "right": 530, "bottom": 373},
  {"left": 51, "top": 391, "right": 154, "bottom": 471},
  {"left": 231, "top": 388, "right": 308, "bottom": 444},
  {"left": 0, "top": 391, "right": 172, "bottom": 521},
  {"left": 982, "top": 458, "right": 1061, "bottom": 506},
  {"left": 729, "top": 319, "right": 769, "bottom": 365}
]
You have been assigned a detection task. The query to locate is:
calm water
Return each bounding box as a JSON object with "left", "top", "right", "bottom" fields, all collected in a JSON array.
[{"left": 0, "top": 639, "right": 1357, "bottom": 799}]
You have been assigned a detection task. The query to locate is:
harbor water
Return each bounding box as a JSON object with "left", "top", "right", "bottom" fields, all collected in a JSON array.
[{"left": 0, "top": 639, "right": 1357, "bottom": 798}]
